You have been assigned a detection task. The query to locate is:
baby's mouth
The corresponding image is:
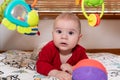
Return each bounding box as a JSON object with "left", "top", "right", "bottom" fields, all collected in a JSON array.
[{"left": 60, "top": 42, "right": 68, "bottom": 46}]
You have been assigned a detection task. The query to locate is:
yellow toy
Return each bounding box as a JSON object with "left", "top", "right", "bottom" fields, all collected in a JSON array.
[{"left": 75, "top": 0, "right": 105, "bottom": 27}]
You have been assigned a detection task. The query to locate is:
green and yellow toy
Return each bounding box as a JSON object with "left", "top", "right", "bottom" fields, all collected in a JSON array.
[{"left": 75, "top": 0, "right": 104, "bottom": 27}]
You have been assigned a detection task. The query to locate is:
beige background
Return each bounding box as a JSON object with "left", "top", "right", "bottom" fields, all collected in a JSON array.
[{"left": 0, "top": 19, "right": 120, "bottom": 50}]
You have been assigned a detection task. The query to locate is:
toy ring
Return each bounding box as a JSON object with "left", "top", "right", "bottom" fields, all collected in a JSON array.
[
  {"left": 81, "top": 0, "right": 104, "bottom": 27},
  {"left": 88, "top": 14, "right": 100, "bottom": 27}
]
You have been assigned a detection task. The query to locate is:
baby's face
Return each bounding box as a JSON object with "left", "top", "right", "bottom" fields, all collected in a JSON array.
[{"left": 52, "top": 19, "right": 81, "bottom": 52}]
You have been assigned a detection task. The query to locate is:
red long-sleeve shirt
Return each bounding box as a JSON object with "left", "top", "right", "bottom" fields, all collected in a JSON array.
[{"left": 36, "top": 41, "right": 88, "bottom": 75}]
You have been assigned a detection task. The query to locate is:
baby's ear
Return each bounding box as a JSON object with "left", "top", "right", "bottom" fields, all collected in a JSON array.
[
  {"left": 79, "top": 34, "right": 82, "bottom": 38},
  {"left": 78, "top": 34, "right": 82, "bottom": 41}
]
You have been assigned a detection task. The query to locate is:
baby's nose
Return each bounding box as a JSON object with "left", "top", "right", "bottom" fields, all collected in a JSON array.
[{"left": 61, "top": 33, "right": 68, "bottom": 39}]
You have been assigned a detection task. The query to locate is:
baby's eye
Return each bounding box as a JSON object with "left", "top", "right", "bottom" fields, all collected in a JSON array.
[
  {"left": 56, "top": 30, "right": 62, "bottom": 34},
  {"left": 68, "top": 31, "right": 74, "bottom": 35}
]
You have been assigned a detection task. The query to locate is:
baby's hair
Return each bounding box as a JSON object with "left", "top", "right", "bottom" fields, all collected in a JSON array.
[{"left": 54, "top": 12, "right": 81, "bottom": 33}]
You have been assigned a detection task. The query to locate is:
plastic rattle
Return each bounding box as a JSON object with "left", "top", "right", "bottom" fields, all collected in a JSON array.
[
  {"left": 1, "top": 0, "right": 40, "bottom": 35},
  {"left": 82, "top": 0, "right": 104, "bottom": 27},
  {"left": 75, "top": 0, "right": 104, "bottom": 27}
]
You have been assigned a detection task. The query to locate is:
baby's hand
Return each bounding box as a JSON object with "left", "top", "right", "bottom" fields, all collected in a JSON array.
[
  {"left": 48, "top": 70, "right": 72, "bottom": 80},
  {"left": 61, "top": 63, "right": 73, "bottom": 74},
  {"left": 55, "top": 71, "right": 72, "bottom": 80}
]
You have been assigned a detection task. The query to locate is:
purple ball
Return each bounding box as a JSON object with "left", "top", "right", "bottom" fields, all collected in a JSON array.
[{"left": 72, "top": 66, "right": 107, "bottom": 80}]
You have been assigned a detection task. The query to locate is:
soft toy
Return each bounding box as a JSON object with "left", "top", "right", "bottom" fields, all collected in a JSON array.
[{"left": 72, "top": 59, "right": 108, "bottom": 80}]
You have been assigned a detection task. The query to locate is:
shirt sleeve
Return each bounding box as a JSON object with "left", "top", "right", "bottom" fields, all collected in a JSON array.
[{"left": 36, "top": 42, "right": 58, "bottom": 76}]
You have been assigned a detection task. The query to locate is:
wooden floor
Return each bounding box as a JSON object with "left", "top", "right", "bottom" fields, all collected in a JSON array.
[
  {"left": 0, "top": 49, "right": 120, "bottom": 55},
  {"left": 86, "top": 48, "right": 120, "bottom": 55}
]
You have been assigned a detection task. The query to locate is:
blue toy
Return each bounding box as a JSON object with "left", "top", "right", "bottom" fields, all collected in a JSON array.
[{"left": 1, "top": 0, "right": 40, "bottom": 35}]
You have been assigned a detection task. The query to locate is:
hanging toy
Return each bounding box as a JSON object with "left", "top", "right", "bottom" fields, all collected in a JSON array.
[
  {"left": 1, "top": 0, "right": 40, "bottom": 36},
  {"left": 75, "top": 0, "right": 81, "bottom": 5},
  {"left": 75, "top": 0, "right": 104, "bottom": 27},
  {"left": 0, "top": 0, "right": 12, "bottom": 23}
]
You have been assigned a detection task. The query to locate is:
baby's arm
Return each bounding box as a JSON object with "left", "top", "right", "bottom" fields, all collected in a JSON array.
[{"left": 48, "top": 69, "right": 72, "bottom": 80}]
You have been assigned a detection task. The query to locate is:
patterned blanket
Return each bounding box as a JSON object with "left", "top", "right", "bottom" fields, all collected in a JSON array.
[{"left": 0, "top": 50, "right": 120, "bottom": 80}]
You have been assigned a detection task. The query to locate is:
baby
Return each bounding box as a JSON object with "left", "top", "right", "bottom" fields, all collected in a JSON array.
[{"left": 36, "top": 12, "right": 88, "bottom": 80}]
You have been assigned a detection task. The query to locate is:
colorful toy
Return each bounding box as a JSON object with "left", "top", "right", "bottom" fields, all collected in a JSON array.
[
  {"left": 0, "top": 0, "right": 11, "bottom": 23},
  {"left": 1, "top": 0, "right": 40, "bottom": 35},
  {"left": 75, "top": 0, "right": 104, "bottom": 27},
  {"left": 72, "top": 59, "right": 108, "bottom": 80}
]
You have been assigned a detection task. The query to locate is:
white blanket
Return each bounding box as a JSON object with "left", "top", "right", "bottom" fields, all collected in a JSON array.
[{"left": 0, "top": 50, "right": 120, "bottom": 80}]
